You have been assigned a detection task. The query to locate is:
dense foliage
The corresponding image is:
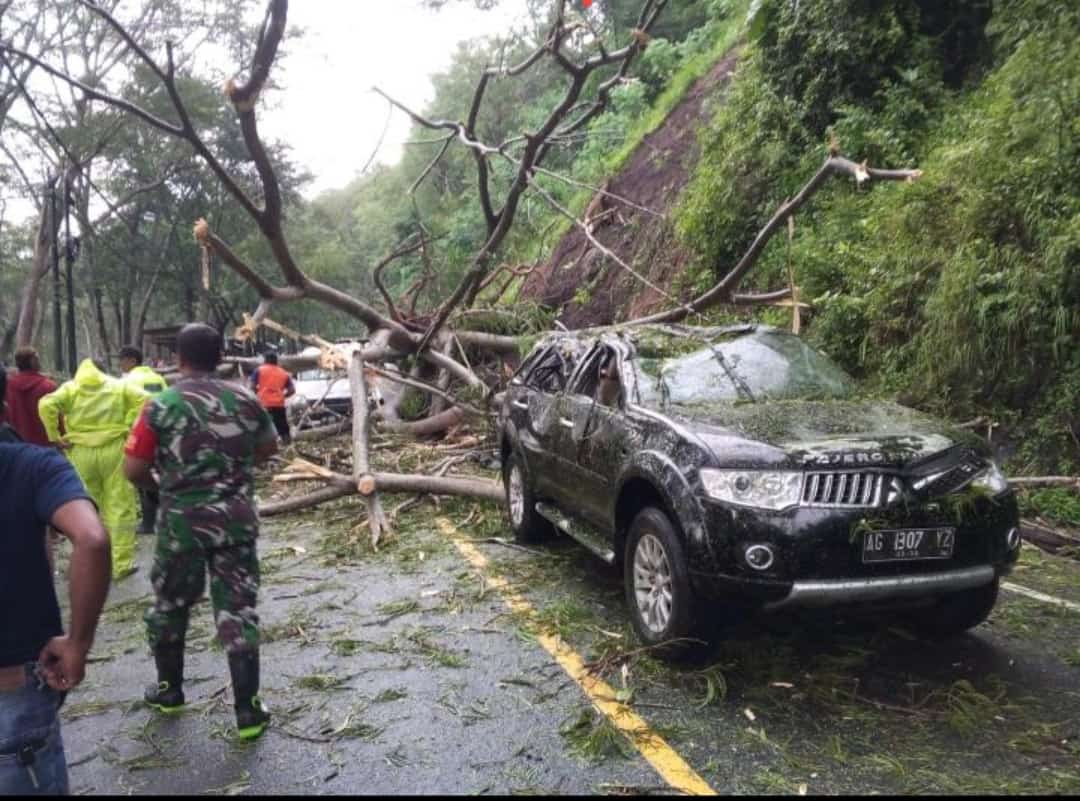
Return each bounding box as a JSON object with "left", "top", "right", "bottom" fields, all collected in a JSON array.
[{"left": 677, "top": 0, "right": 1079, "bottom": 473}]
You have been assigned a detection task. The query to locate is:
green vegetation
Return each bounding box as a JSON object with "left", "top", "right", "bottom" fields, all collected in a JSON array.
[
  {"left": 677, "top": 0, "right": 1079, "bottom": 473},
  {"left": 560, "top": 708, "right": 633, "bottom": 763},
  {"left": 1019, "top": 488, "right": 1080, "bottom": 526}
]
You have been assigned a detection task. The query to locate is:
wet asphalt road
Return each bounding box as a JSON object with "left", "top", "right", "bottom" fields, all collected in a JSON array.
[{"left": 56, "top": 494, "right": 1080, "bottom": 795}]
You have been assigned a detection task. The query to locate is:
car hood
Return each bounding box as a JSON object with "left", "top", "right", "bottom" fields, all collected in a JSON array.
[
  {"left": 294, "top": 377, "right": 351, "bottom": 400},
  {"left": 665, "top": 399, "right": 983, "bottom": 469}
]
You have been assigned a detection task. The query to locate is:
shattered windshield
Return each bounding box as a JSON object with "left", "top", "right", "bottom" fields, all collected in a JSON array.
[{"left": 630, "top": 329, "right": 855, "bottom": 409}]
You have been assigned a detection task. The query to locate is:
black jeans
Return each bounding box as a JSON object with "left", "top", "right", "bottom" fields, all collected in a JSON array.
[
  {"left": 138, "top": 489, "right": 159, "bottom": 533},
  {"left": 268, "top": 407, "right": 291, "bottom": 444}
]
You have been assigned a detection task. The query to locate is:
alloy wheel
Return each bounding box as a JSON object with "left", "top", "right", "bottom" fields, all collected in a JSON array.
[
  {"left": 508, "top": 463, "right": 525, "bottom": 527},
  {"left": 633, "top": 532, "right": 674, "bottom": 635}
]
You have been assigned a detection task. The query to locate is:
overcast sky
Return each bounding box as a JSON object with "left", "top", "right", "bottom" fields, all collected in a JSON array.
[
  {"left": 261, "top": 0, "right": 531, "bottom": 198},
  {"left": 0, "top": 0, "right": 535, "bottom": 224}
]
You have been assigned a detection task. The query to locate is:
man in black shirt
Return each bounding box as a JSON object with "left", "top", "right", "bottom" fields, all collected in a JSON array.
[{"left": 0, "top": 368, "right": 112, "bottom": 795}]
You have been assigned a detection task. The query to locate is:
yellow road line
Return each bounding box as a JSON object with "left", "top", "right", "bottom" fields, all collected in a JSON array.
[{"left": 436, "top": 518, "right": 717, "bottom": 796}]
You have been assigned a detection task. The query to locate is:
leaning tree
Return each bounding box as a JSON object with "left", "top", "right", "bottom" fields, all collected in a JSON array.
[{"left": 0, "top": 0, "right": 921, "bottom": 544}]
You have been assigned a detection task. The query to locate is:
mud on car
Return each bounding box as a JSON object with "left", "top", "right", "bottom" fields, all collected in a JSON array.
[{"left": 498, "top": 324, "right": 1020, "bottom": 657}]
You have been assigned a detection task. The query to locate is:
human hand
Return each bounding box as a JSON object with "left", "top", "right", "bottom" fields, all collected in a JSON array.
[
  {"left": 53, "top": 439, "right": 72, "bottom": 451},
  {"left": 37, "top": 635, "right": 90, "bottom": 691}
]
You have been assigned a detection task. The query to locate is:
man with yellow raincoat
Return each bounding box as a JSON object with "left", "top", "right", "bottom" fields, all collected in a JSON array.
[
  {"left": 119, "top": 345, "right": 167, "bottom": 534},
  {"left": 39, "top": 359, "right": 149, "bottom": 579}
]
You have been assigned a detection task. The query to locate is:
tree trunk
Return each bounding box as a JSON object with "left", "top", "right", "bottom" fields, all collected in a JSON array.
[
  {"left": 349, "top": 349, "right": 390, "bottom": 548},
  {"left": 15, "top": 204, "right": 55, "bottom": 348},
  {"left": 93, "top": 287, "right": 111, "bottom": 368},
  {"left": 382, "top": 407, "right": 465, "bottom": 437},
  {"left": 260, "top": 485, "right": 353, "bottom": 517},
  {"left": 110, "top": 297, "right": 123, "bottom": 352}
]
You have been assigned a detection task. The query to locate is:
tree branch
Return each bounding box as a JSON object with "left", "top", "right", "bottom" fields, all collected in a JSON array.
[
  {"left": 372, "top": 235, "right": 425, "bottom": 323},
  {"left": 0, "top": 47, "right": 182, "bottom": 136},
  {"left": 527, "top": 174, "right": 677, "bottom": 303},
  {"left": 628, "top": 154, "right": 922, "bottom": 325},
  {"left": 366, "top": 364, "right": 489, "bottom": 418}
]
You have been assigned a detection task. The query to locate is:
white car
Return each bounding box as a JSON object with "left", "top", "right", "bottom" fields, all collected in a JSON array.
[
  {"left": 285, "top": 344, "right": 403, "bottom": 427},
  {"left": 287, "top": 346, "right": 353, "bottom": 428},
  {"left": 289, "top": 368, "right": 352, "bottom": 427}
]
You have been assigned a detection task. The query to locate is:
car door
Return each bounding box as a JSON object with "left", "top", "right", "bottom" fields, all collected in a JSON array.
[
  {"left": 508, "top": 345, "right": 576, "bottom": 498},
  {"left": 553, "top": 343, "right": 630, "bottom": 529}
]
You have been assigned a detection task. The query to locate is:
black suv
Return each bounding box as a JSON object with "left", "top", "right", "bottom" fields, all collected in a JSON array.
[{"left": 498, "top": 324, "right": 1020, "bottom": 654}]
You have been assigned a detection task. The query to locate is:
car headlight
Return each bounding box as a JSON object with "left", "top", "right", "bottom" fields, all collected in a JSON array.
[
  {"left": 699, "top": 469, "right": 803, "bottom": 511},
  {"left": 972, "top": 462, "right": 1009, "bottom": 495}
]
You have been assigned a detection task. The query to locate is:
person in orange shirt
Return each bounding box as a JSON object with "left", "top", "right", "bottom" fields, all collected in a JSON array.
[{"left": 248, "top": 351, "right": 295, "bottom": 445}]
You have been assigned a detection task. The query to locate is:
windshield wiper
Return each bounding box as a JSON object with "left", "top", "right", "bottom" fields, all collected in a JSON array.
[{"left": 708, "top": 345, "right": 756, "bottom": 402}]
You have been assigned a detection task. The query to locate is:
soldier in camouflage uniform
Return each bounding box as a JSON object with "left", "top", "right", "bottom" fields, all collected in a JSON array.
[{"left": 123, "top": 323, "right": 278, "bottom": 740}]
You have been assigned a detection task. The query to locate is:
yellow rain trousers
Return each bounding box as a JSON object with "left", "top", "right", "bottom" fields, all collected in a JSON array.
[{"left": 39, "top": 359, "right": 150, "bottom": 579}]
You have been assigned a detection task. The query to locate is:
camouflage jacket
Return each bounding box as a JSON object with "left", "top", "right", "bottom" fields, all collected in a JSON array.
[{"left": 145, "top": 376, "right": 275, "bottom": 545}]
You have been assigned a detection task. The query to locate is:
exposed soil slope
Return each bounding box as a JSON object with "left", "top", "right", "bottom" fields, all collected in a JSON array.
[{"left": 520, "top": 51, "right": 739, "bottom": 328}]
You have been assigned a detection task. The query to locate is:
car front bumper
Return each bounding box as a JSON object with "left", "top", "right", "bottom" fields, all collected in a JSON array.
[
  {"left": 762, "top": 564, "right": 995, "bottom": 610},
  {"left": 684, "top": 491, "right": 1019, "bottom": 609},
  {"left": 689, "top": 563, "right": 1004, "bottom": 610}
]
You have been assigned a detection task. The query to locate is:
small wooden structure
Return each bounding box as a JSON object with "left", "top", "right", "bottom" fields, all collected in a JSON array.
[{"left": 141, "top": 325, "right": 183, "bottom": 367}]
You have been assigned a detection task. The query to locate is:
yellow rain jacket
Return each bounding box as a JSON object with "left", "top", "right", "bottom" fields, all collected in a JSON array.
[
  {"left": 39, "top": 359, "right": 150, "bottom": 579},
  {"left": 124, "top": 364, "right": 167, "bottom": 395}
]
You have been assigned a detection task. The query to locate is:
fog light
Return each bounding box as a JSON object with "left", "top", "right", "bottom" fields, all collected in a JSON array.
[
  {"left": 1006, "top": 527, "right": 1021, "bottom": 551},
  {"left": 745, "top": 544, "right": 775, "bottom": 571}
]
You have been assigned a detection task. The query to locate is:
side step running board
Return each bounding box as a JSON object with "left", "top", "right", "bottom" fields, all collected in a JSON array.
[{"left": 535, "top": 502, "right": 615, "bottom": 564}]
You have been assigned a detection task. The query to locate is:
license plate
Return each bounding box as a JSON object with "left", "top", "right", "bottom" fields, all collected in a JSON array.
[{"left": 862, "top": 527, "right": 955, "bottom": 563}]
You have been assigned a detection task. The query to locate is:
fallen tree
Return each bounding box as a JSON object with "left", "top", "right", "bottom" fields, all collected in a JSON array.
[
  {"left": 1, "top": 0, "right": 939, "bottom": 536},
  {"left": 1019, "top": 518, "right": 1080, "bottom": 556}
]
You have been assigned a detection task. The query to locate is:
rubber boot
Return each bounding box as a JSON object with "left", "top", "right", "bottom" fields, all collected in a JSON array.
[
  {"left": 228, "top": 651, "right": 270, "bottom": 740},
  {"left": 144, "top": 643, "right": 185, "bottom": 713}
]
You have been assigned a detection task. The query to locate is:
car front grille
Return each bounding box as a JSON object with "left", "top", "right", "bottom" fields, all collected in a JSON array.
[{"left": 802, "top": 471, "right": 886, "bottom": 508}]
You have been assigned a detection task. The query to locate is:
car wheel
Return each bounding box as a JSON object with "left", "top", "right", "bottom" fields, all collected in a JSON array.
[
  {"left": 624, "top": 507, "right": 706, "bottom": 660},
  {"left": 904, "top": 578, "right": 1000, "bottom": 638},
  {"left": 502, "top": 450, "right": 552, "bottom": 544}
]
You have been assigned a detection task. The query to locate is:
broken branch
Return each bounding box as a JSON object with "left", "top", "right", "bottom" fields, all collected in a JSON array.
[{"left": 629, "top": 153, "right": 923, "bottom": 325}]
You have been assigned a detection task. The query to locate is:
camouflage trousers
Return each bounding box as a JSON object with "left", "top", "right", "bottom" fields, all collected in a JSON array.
[{"left": 144, "top": 525, "right": 260, "bottom": 656}]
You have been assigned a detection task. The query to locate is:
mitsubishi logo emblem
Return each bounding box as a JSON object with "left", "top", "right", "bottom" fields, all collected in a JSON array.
[{"left": 886, "top": 476, "right": 907, "bottom": 505}]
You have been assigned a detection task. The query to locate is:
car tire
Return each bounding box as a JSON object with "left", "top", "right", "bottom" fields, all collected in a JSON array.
[
  {"left": 503, "top": 449, "right": 552, "bottom": 544},
  {"left": 624, "top": 507, "right": 707, "bottom": 660},
  {"left": 904, "top": 577, "right": 1000, "bottom": 638}
]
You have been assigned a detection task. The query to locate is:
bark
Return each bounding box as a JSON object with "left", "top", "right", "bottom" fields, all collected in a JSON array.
[
  {"left": 260, "top": 485, "right": 353, "bottom": 517},
  {"left": 367, "top": 362, "right": 489, "bottom": 418},
  {"left": 381, "top": 407, "right": 466, "bottom": 437},
  {"left": 373, "top": 472, "right": 501, "bottom": 501},
  {"left": 294, "top": 419, "right": 351, "bottom": 442},
  {"left": 263, "top": 463, "right": 501, "bottom": 516},
  {"left": 15, "top": 200, "right": 56, "bottom": 347},
  {"left": 349, "top": 349, "right": 390, "bottom": 547},
  {"left": 427, "top": 336, "right": 456, "bottom": 417},
  {"left": 1019, "top": 519, "right": 1080, "bottom": 555},
  {"left": 92, "top": 288, "right": 110, "bottom": 365},
  {"left": 1009, "top": 476, "right": 1080, "bottom": 490}
]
